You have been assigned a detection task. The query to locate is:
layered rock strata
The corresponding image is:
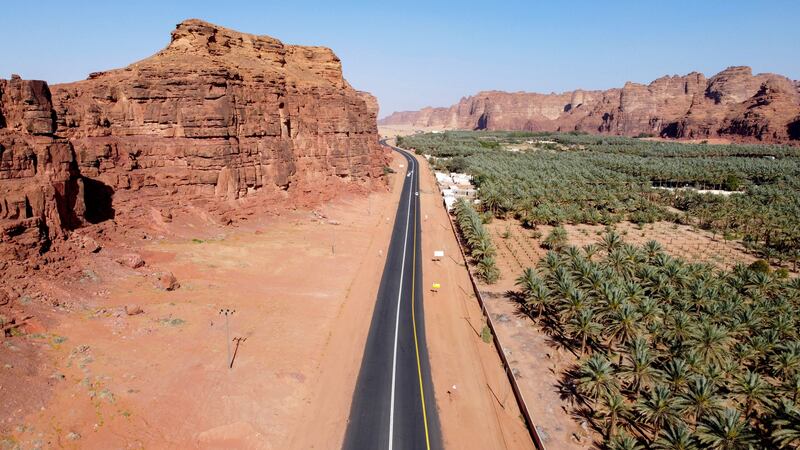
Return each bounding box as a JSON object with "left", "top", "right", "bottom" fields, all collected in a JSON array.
[
  {"left": 1, "top": 19, "right": 385, "bottom": 262},
  {"left": 380, "top": 66, "right": 800, "bottom": 143}
]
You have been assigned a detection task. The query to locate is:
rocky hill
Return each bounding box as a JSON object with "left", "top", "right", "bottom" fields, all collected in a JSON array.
[
  {"left": 380, "top": 66, "right": 800, "bottom": 143},
  {"left": 1, "top": 19, "right": 386, "bottom": 269}
]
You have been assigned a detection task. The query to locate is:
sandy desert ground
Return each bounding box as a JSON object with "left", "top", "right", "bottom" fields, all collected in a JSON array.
[{"left": 2, "top": 154, "right": 407, "bottom": 449}]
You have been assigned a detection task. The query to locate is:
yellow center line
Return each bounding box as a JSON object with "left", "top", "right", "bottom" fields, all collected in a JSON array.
[{"left": 410, "top": 159, "right": 432, "bottom": 450}]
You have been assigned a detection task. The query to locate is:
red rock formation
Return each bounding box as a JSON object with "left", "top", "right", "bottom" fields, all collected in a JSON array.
[
  {"left": 380, "top": 66, "right": 800, "bottom": 143},
  {"left": 1, "top": 76, "right": 81, "bottom": 263},
  {"left": 1, "top": 19, "right": 385, "bottom": 267}
]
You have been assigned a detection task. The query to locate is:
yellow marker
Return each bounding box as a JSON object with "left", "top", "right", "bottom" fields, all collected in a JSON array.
[{"left": 431, "top": 283, "right": 441, "bottom": 290}]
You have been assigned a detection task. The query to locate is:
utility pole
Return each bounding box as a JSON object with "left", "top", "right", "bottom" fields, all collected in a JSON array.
[
  {"left": 219, "top": 308, "right": 235, "bottom": 368},
  {"left": 230, "top": 337, "right": 247, "bottom": 369}
]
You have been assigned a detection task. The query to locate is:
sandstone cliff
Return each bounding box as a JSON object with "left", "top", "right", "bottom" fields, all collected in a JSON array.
[
  {"left": 1, "top": 19, "right": 385, "bottom": 265},
  {"left": 380, "top": 66, "right": 800, "bottom": 143}
]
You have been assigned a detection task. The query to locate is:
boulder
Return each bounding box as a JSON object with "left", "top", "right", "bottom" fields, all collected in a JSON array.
[
  {"left": 154, "top": 272, "right": 180, "bottom": 291},
  {"left": 124, "top": 304, "right": 144, "bottom": 315},
  {"left": 117, "top": 253, "right": 145, "bottom": 269}
]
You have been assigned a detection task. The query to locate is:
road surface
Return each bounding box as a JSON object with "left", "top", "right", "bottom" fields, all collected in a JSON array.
[{"left": 343, "top": 144, "right": 442, "bottom": 450}]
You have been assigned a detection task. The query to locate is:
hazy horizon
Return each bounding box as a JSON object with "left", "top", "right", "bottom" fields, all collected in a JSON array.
[{"left": 1, "top": 0, "right": 798, "bottom": 118}]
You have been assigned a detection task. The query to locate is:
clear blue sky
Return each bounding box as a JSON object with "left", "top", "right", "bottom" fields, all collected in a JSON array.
[{"left": 2, "top": 1, "right": 798, "bottom": 118}]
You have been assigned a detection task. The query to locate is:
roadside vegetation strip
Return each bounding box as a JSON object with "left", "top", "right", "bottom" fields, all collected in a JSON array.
[
  {"left": 443, "top": 195, "right": 545, "bottom": 450},
  {"left": 514, "top": 231, "right": 800, "bottom": 449},
  {"left": 399, "top": 131, "right": 800, "bottom": 271},
  {"left": 452, "top": 198, "right": 500, "bottom": 283}
]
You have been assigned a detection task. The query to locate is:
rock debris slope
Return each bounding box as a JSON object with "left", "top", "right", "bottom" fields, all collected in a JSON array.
[
  {"left": 1, "top": 19, "right": 386, "bottom": 266},
  {"left": 380, "top": 66, "right": 800, "bottom": 143}
]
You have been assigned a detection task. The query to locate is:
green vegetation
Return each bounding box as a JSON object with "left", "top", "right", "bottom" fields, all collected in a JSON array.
[
  {"left": 399, "top": 131, "right": 800, "bottom": 269},
  {"left": 481, "top": 324, "right": 493, "bottom": 344},
  {"left": 401, "top": 131, "right": 800, "bottom": 447},
  {"left": 514, "top": 233, "right": 800, "bottom": 448},
  {"left": 452, "top": 198, "right": 499, "bottom": 283}
]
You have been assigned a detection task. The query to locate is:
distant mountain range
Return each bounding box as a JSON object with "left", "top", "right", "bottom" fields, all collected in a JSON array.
[{"left": 380, "top": 66, "right": 800, "bottom": 143}]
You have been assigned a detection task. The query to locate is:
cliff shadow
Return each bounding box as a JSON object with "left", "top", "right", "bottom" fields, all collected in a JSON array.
[
  {"left": 82, "top": 177, "right": 115, "bottom": 224},
  {"left": 661, "top": 121, "right": 680, "bottom": 138},
  {"left": 788, "top": 119, "right": 800, "bottom": 141}
]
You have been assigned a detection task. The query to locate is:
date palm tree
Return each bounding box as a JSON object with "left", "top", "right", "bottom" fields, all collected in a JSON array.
[
  {"left": 542, "top": 226, "right": 568, "bottom": 250},
  {"left": 696, "top": 408, "right": 756, "bottom": 450},
  {"left": 620, "top": 337, "right": 662, "bottom": 395},
  {"left": 663, "top": 311, "right": 694, "bottom": 354},
  {"left": 691, "top": 324, "right": 733, "bottom": 367},
  {"left": 771, "top": 399, "right": 800, "bottom": 448},
  {"left": 583, "top": 243, "right": 599, "bottom": 260},
  {"left": 601, "top": 392, "right": 629, "bottom": 439},
  {"left": 731, "top": 370, "right": 771, "bottom": 418},
  {"left": 606, "top": 302, "right": 641, "bottom": 350},
  {"left": 644, "top": 240, "right": 664, "bottom": 261},
  {"left": 636, "top": 384, "right": 679, "bottom": 439},
  {"left": 780, "top": 374, "right": 800, "bottom": 404},
  {"left": 476, "top": 256, "right": 499, "bottom": 283},
  {"left": 663, "top": 358, "right": 691, "bottom": 393},
  {"left": 773, "top": 341, "right": 800, "bottom": 381},
  {"left": 468, "top": 229, "right": 496, "bottom": 259},
  {"left": 600, "top": 230, "right": 624, "bottom": 253},
  {"left": 608, "top": 431, "right": 644, "bottom": 450},
  {"left": 576, "top": 353, "right": 619, "bottom": 405},
  {"left": 515, "top": 268, "right": 539, "bottom": 307},
  {"left": 676, "top": 376, "right": 723, "bottom": 425},
  {"left": 566, "top": 308, "right": 603, "bottom": 356},
  {"left": 652, "top": 421, "right": 698, "bottom": 450}
]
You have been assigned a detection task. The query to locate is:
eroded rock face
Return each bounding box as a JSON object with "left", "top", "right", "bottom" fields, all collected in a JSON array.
[
  {"left": 52, "top": 19, "right": 384, "bottom": 198},
  {"left": 380, "top": 66, "right": 800, "bottom": 143},
  {"left": 1, "top": 78, "right": 81, "bottom": 261},
  {"left": 0, "top": 19, "right": 385, "bottom": 262}
]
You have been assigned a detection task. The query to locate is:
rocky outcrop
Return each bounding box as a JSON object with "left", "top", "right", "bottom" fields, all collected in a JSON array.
[
  {"left": 1, "top": 77, "right": 81, "bottom": 261},
  {"left": 380, "top": 66, "right": 800, "bottom": 143},
  {"left": 1, "top": 19, "right": 385, "bottom": 263}
]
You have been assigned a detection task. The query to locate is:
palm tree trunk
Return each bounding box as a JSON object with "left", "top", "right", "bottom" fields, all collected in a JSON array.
[{"left": 608, "top": 414, "right": 617, "bottom": 439}]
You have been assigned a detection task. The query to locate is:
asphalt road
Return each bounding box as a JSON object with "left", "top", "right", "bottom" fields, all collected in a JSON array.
[{"left": 343, "top": 144, "right": 442, "bottom": 450}]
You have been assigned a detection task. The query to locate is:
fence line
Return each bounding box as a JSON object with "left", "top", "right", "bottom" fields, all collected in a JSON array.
[{"left": 415, "top": 151, "right": 546, "bottom": 449}]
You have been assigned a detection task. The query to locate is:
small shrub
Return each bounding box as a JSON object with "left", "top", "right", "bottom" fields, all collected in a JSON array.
[
  {"left": 748, "top": 259, "right": 771, "bottom": 274},
  {"left": 541, "top": 226, "right": 568, "bottom": 250}
]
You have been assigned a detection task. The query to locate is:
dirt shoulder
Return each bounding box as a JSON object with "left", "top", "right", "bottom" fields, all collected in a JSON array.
[{"left": 414, "top": 152, "right": 535, "bottom": 450}]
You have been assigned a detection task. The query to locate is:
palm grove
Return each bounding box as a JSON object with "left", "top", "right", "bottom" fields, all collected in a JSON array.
[
  {"left": 400, "top": 131, "right": 800, "bottom": 271},
  {"left": 401, "top": 132, "right": 800, "bottom": 448}
]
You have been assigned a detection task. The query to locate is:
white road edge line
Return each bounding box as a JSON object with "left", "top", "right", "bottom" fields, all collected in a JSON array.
[{"left": 389, "top": 150, "right": 414, "bottom": 450}]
